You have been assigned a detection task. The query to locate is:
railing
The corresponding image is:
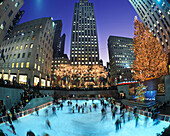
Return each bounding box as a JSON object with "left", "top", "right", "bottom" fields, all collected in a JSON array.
[
  {"left": 0, "top": 101, "right": 53, "bottom": 125},
  {"left": 119, "top": 103, "right": 170, "bottom": 123}
]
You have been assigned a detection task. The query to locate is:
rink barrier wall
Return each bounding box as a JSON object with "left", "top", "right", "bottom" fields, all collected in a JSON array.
[
  {"left": 0, "top": 101, "right": 53, "bottom": 125},
  {"left": 127, "top": 105, "right": 170, "bottom": 123}
]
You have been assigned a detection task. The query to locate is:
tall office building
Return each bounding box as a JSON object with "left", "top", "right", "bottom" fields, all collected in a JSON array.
[
  {"left": 129, "top": 0, "right": 170, "bottom": 54},
  {"left": 0, "top": 17, "right": 55, "bottom": 87},
  {"left": 59, "top": 33, "right": 66, "bottom": 56},
  {"left": 108, "top": 36, "right": 135, "bottom": 82},
  {"left": 0, "top": 0, "right": 24, "bottom": 48},
  {"left": 70, "top": 0, "right": 99, "bottom": 65},
  {"left": 53, "top": 20, "right": 62, "bottom": 58}
]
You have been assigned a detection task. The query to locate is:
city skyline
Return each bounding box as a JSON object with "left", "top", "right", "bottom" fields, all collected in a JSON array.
[{"left": 19, "top": 0, "right": 139, "bottom": 66}]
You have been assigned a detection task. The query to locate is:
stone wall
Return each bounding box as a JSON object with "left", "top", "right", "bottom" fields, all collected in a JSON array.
[{"left": 0, "top": 87, "right": 23, "bottom": 109}]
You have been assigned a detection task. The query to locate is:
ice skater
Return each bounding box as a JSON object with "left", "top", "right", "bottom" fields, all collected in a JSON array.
[
  {"left": 115, "top": 119, "right": 120, "bottom": 132},
  {"left": 35, "top": 107, "right": 39, "bottom": 116},
  {"left": 46, "top": 119, "right": 51, "bottom": 129},
  {"left": 135, "top": 114, "right": 139, "bottom": 127},
  {"left": 10, "top": 124, "right": 16, "bottom": 135},
  {"left": 52, "top": 106, "right": 56, "bottom": 115},
  {"left": 27, "top": 130, "right": 35, "bottom": 136}
]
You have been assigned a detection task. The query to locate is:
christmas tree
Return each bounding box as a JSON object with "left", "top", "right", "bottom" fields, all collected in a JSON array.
[
  {"left": 132, "top": 17, "right": 168, "bottom": 82},
  {"left": 135, "top": 83, "right": 147, "bottom": 101}
]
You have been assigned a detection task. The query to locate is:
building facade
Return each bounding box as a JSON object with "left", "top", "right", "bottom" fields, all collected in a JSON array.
[
  {"left": 129, "top": 0, "right": 170, "bottom": 54},
  {"left": 0, "top": 17, "right": 55, "bottom": 87},
  {"left": 70, "top": 0, "right": 99, "bottom": 65},
  {"left": 51, "top": 54, "right": 70, "bottom": 87},
  {"left": 0, "top": 0, "right": 24, "bottom": 48},
  {"left": 52, "top": 20, "right": 62, "bottom": 58},
  {"left": 108, "top": 36, "right": 135, "bottom": 83},
  {"left": 59, "top": 33, "right": 66, "bottom": 56}
]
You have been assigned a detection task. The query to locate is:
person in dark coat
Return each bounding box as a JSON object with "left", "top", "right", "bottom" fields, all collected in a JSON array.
[
  {"left": 27, "top": 130, "right": 35, "bottom": 136},
  {"left": 7, "top": 113, "right": 12, "bottom": 124}
]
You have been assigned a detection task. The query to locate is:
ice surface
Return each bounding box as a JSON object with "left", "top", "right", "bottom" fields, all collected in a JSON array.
[{"left": 0, "top": 100, "right": 169, "bottom": 136}]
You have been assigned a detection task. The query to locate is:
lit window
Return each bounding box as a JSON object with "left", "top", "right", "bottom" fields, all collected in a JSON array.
[
  {"left": 15, "top": 2, "right": 20, "bottom": 7},
  {"left": 30, "top": 43, "right": 33, "bottom": 48},
  {"left": 26, "top": 62, "right": 29, "bottom": 68},
  {"left": 39, "top": 57, "right": 41, "bottom": 62},
  {"left": 21, "top": 62, "right": 24, "bottom": 68},
  {"left": 20, "top": 45, "right": 23, "bottom": 50},
  {"left": 25, "top": 44, "right": 28, "bottom": 49},
  {"left": 38, "top": 66, "right": 40, "bottom": 71},
  {"left": 16, "top": 46, "right": 18, "bottom": 50},
  {"left": 16, "top": 63, "right": 19, "bottom": 68},
  {"left": 12, "top": 63, "right": 14, "bottom": 68},
  {"left": 40, "top": 25, "right": 42, "bottom": 28},
  {"left": 34, "top": 63, "right": 37, "bottom": 69}
]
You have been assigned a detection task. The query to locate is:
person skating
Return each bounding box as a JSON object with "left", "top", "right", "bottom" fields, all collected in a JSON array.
[
  {"left": 10, "top": 124, "right": 16, "bottom": 135},
  {"left": 27, "top": 130, "right": 35, "bottom": 136},
  {"left": 128, "top": 111, "right": 131, "bottom": 121},
  {"left": 73, "top": 106, "right": 75, "bottom": 113},
  {"left": 60, "top": 103, "right": 63, "bottom": 110},
  {"left": 35, "top": 107, "right": 39, "bottom": 116},
  {"left": 135, "top": 114, "right": 139, "bottom": 127},
  {"left": 82, "top": 106, "right": 84, "bottom": 113},
  {"left": 89, "top": 105, "right": 92, "bottom": 112},
  {"left": 76, "top": 103, "right": 78, "bottom": 109},
  {"left": 115, "top": 119, "right": 119, "bottom": 132},
  {"left": 7, "top": 113, "right": 12, "bottom": 125},
  {"left": 121, "top": 111, "right": 125, "bottom": 123},
  {"left": 52, "top": 106, "right": 56, "bottom": 115},
  {"left": 78, "top": 106, "right": 81, "bottom": 113},
  {"left": 46, "top": 119, "right": 51, "bottom": 129},
  {"left": 112, "top": 110, "right": 115, "bottom": 120}
]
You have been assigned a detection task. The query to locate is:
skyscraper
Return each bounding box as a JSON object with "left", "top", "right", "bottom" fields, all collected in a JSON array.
[
  {"left": 53, "top": 20, "right": 62, "bottom": 58},
  {"left": 60, "top": 33, "right": 66, "bottom": 56},
  {"left": 0, "top": 0, "right": 24, "bottom": 48},
  {"left": 108, "top": 36, "right": 135, "bottom": 82},
  {"left": 129, "top": 0, "right": 170, "bottom": 54},
  {"left": 70, "top": 0, "right": 99, "bottom": 65}
]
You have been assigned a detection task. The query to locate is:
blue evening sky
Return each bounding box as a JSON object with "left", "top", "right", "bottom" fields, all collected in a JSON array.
[{"left": 20, "top": 0, "right": 139, "bottom": 66}]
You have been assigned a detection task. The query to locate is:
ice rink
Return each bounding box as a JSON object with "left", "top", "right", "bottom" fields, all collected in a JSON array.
[{"left": 0, "top": 100, "right": 170, "bottom": 136}]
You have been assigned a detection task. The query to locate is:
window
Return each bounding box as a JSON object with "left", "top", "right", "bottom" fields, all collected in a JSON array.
[
  {"left": 17, "top": 53, "right": 20, "bottom": 58},
  {"left": 22, "top": 53, "right": 25, "bottom": 58},
  {"left": 34, "top": 64, "right": 37, "bottom": 69},
  {"left": 25, "top": 44, "right": 28, "bottom": 49},
  {"left": 4, "top": 4, "right": 9, "bottom": 11},
  {"left": 6, "top": 55, "right": 8, "bottom": 59},
  {"left": 15, "top": 46, "right": 18, "bottom": 50},
  {"left": 38, "top": 66, "right": 40, "bottom": 71},
  {"left": 32, "top": 35, "right": 35, "bottom": 40},
  {"left": 40, "top": 25, "right": 42, "bottom": 28},
  {"left": 8, "top": 10, "right": 13, "bottom": 17},
  {"left": 20, "top": 45, "right": 23, "bottom": 50},
  {"left": 13, "top": 54, "right": 16, "bottom": 59},
  {"left": 16, "top": 63, "right": 19, "bottom": 68},
  {"left": 12, "top": 63, "right": 14, "bottom": 68},
  {"left": 42, "top": 59, "right": 44, "bottom": 64},
  {"left": 30, "top": 43, "right": 33, "bottom": 48},
  {"left": 15, "top": 2, "right": 20, "bottom": 7},
  {"left": 21, "top": 62, "right": 24, "bottom": 68},
  {"left": 27, "top": 52, "right": 31, "bottom": 58},
  {"left": 26, "top": 62, "right": 29, "bottom": 68},
  {"left": 39, "top": 57, "right": 41, "bottom": 62}
]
